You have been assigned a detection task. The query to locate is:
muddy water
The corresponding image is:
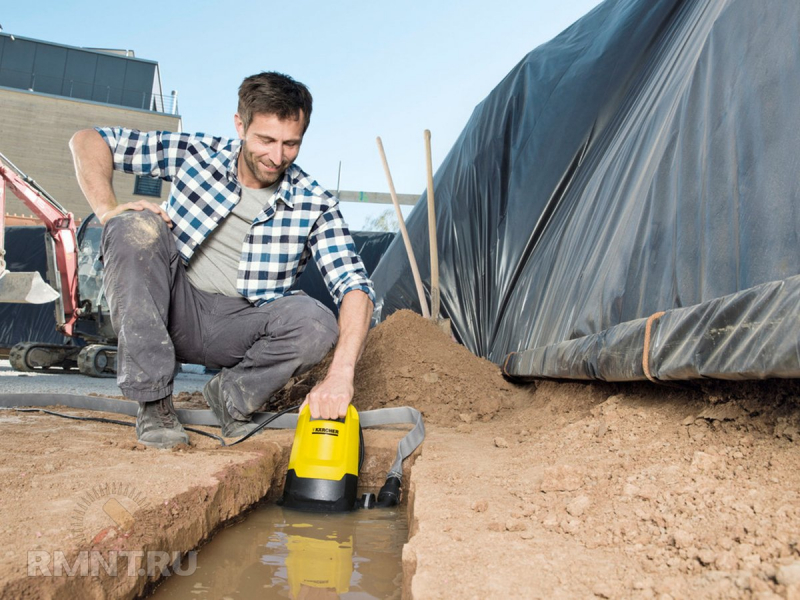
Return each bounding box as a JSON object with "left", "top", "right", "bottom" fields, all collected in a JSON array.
[{"left": 150, "top": 504, "right": 407, "bottom": 599}]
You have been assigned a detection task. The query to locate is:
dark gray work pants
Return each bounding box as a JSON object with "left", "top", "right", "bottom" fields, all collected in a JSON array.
[{"left": 100, "top": 210, "right": 339, "bottom": 420}]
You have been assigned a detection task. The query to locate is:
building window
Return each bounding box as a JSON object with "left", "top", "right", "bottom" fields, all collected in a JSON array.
[{"left": 133, "top": 176, "right": 162, "bottom": 197}]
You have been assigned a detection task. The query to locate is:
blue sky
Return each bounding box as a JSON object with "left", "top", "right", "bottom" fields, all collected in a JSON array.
[{"left": 3, "top": 0, "right": 603, "bottom": 228}]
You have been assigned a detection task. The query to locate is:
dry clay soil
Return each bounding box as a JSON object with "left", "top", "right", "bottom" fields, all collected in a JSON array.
[{"left": 1, "top": 310, "right": 800, "bottom": 599}]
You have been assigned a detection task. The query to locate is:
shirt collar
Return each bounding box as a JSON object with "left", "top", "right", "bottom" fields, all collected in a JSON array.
[
  {"left": 226, "top": 140, "right": 242, "bottom": 182},
  {"left": 276, "top": 170, "right": 295, "bottom": 208}
]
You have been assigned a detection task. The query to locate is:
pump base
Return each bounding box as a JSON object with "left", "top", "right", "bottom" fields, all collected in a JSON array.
[{"left": 280, "top": 470, "right": 359, "bottom": 513}]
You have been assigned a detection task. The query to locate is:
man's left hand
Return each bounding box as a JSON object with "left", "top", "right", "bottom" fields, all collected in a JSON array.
[{"left": 301, "top": 369, "right": 354, "bottom": 420}]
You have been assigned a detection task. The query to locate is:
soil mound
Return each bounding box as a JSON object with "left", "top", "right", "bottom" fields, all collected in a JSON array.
[{"left": 274, "top": 310, "right": 524, "bottom": 425}]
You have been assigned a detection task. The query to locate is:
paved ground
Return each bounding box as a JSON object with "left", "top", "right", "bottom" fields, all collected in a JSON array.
[{"left": 0, "top": 359, "right": 211, "bottom": 396}]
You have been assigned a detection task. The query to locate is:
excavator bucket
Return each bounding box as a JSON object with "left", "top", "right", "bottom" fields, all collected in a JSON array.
[{"left": 0, "top": 270, "right": 60, "bottom": 304}]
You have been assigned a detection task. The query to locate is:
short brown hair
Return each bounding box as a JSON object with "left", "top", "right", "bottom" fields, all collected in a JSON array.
[{"left": 237, "top": 72, "right": 313, "bottom": 133}]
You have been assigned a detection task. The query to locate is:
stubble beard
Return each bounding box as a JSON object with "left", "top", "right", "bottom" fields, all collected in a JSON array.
[{"left": 242, "top": 143, "right": 286, "bottom": 187}]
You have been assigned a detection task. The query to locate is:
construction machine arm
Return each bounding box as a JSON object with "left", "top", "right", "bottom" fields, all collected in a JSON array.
[{"left": 0, "top": 152, "right": 80, "bottom": 335}]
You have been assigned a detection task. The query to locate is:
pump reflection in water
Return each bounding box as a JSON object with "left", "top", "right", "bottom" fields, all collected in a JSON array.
[
  {"left": 285, "top": 523, "right": 353, "bottom": 598},
  {"left": 148, "top": 505, "right": 406, "bottom": 599}
]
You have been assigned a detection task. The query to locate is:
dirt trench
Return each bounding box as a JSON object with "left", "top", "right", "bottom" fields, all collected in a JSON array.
[{"left": 0, "top": 414, "right": 408, "bottom": 600}]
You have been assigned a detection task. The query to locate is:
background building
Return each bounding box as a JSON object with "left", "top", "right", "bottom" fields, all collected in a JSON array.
[{"left": 0, "top": 32, "right": 181, "bottom": 219}]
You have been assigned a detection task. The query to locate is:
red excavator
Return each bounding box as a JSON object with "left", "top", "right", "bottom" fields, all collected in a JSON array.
[{"left": 0, "top": 151, "right": 116, "bottom": 376}]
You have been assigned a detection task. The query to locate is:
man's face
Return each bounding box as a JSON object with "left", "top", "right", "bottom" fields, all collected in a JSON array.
[{"left": 234, "top": 111, "right": 305, "bottom": 188}]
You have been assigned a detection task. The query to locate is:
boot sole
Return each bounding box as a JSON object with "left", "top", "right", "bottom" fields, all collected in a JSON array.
[{"left": 137, "top": 436, "right": 189, "bottom": 449}]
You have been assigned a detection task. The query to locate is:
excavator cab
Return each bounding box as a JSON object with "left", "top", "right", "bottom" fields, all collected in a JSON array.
[{"left": 73, "top": 215, "right": 116, "bottom": 344}]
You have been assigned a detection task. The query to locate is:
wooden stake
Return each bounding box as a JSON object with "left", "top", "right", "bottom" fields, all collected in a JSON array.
[
  {"left": 376, "top": 136, "right": 431, "bottom": 319},
  {"left": 424, "top": 129, "right": 440, "bottom": 321}
]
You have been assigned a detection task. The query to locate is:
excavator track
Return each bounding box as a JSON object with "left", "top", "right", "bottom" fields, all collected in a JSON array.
[
  {"left": 77, "top": 344, "right": 117, "bottom": 378},
  {"left": 9, "top": 342, "right": 80, "bottom": 372}
]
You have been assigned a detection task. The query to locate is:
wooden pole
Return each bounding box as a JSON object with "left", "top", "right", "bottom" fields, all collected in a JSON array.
[
  {"left": 424, "top": 129, "right": 440, "bottom": 321},
  {"left": 376, "top": 136, "right": 431, "bottom": 319}
]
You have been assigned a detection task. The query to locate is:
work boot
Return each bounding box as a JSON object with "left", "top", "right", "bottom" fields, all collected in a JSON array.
[
  {"left": 136, "top": 396, "right": 189, "bottom": 449},
  {"left": 203, "top": 374, "right": 260, "bottom": 438}
]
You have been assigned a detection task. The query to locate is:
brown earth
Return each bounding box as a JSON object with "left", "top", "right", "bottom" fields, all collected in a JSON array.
[
  {"left": 275, "top": 309, "right": 523, "bottom": 424},
  {"left": 357, "top": 312, "right": 800, "bottom": 599},
  {"left": 1, "top": 309, "right": 799, "bottom": 599},
  {"left": 0, "top": 412, "right": 287, "bottom": 599}
]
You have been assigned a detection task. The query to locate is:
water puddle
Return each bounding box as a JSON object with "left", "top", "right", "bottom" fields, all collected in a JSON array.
[{"left": 150, "top": 503, "right": 407, "bottom": 599}]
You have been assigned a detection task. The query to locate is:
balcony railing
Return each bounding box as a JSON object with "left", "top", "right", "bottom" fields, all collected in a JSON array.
[{"left": 0, "top": 67, "right": 179, "bottom": 115}]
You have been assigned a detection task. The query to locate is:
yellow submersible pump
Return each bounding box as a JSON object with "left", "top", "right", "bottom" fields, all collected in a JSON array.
[{"left": 280, "top": 405, "right": 425, "bottom": 512}]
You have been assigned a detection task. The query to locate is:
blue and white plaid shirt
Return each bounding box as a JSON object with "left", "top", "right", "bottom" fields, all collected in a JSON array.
[{"left": 97, "top": 127, "right": 375, "bottom": 307}]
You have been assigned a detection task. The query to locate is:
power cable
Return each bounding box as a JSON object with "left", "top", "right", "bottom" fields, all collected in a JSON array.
[{"left": 5, "top": 405, "right": 301, "bottom": 447}]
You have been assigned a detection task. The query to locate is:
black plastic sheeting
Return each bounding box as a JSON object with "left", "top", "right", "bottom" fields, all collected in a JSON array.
[
  {"left": 0, "top": 227, "right": 67, "bottom": 348},
  {"left": 509, "top": 275, "right": 800, "bottom": 382},
  {"left": 371, "top": 0, "right": 800, "bottom": 382},
  {"left": 291, "top": 231, "right": 395, "bottom": 317},
  {"left": 0, "top": 228, "right": 394, "bottom": 348}
]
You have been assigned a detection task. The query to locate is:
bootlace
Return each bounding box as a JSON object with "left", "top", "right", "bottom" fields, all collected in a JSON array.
[{"left": 155, "top": 398, "right": 179, "bottom": 428}]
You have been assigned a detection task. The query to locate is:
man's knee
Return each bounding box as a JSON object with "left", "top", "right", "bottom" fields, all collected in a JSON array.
[
  {"left": 101, "top": 210, "right": 172, "bottom": 257},
  {"left": 272, "top": 295, "right": 339, "bottom": 366}
]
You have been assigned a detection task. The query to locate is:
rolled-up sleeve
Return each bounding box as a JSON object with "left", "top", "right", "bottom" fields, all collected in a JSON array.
[
  {"left": 95, "top": 127, "right": 191, "bottom": 181},
  {"left": 307, "top": 206, "right": 376, "bottom": 307}
]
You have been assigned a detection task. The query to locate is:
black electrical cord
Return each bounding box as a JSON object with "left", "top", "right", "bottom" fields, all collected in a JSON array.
[
  {"left": 6, "top": 404, "right": 301, "bottom": 447},
  {"left": 224, "top": 404, "right": 301, "bottom": 447},
  {"left": 10, "top": 407, "right": 137, "bottom": 429},
  {"left": 9, "top": 407, "right": 226, "bottom": 443}
]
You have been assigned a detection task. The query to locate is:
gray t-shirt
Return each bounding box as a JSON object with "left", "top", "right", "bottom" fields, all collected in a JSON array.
[{"left": 186, "top": 182, "right": 279, "bottom": 296}]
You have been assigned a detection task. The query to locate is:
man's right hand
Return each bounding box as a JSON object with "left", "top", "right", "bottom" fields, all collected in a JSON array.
[
  {"left": 99, "top": 200, "right": 172, "bottom": 227},
  {"left": 70, "top": 128, "right": 172, "bottom": 228}
]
